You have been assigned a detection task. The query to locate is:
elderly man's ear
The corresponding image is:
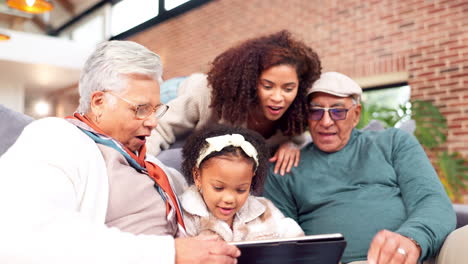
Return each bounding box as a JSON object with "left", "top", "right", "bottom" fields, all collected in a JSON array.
[{"left": 352, "top": 104, "right": 362, "bottom": 128}]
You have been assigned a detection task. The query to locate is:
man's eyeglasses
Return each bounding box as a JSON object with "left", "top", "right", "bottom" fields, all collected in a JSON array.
[
  {"left": 308, "top": 105, "right": 356, "bottom": 121},
  {"left": 106, "top": 91, "right": 169, "bottom": 120}
]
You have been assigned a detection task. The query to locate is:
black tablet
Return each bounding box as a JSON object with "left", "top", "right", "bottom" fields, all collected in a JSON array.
[{"left": 230, "top": 233, "right": 346, "bottom": 264}]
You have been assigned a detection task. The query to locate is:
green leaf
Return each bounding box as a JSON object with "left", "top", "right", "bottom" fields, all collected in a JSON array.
[
  {"left": 410, "top": 100, "right": 447, "bottom": 149},
  {"left": 358, "top": 102, "right": 403, "bottom": 129},
  {"left": 437, "top": 151, "right": 468, "bottom": 202}
]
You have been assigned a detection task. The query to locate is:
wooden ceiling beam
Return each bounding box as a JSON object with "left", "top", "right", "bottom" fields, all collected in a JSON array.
[
  {"left": 55, "top": 0, "right": 75, "bottom": 15},
  {"left": 31, "top": 16, "right": 49, "bottom": 32}
]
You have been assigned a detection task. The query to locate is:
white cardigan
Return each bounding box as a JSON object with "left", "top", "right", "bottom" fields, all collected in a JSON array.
[
  {"left": 0, "top": 118, "right": 176, "bottom": 264},
  {"left": 181, "top": 186, "right": 304, "bottom": 242}
]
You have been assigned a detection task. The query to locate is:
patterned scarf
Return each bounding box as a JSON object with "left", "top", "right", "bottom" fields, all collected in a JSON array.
[{"left": 67, "top": 113, "right": 185, "bottom": 231}]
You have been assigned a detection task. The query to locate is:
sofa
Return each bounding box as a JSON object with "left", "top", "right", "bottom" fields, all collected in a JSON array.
[
  {"left": 1, "top": 104, "right": 468, "bottom": 229},
  {"left": 0, "top": 105, "right": 33, "bottom": 156}
]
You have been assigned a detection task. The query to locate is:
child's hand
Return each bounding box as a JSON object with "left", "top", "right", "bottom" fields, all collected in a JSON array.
[{"left": 269, "top": 141, "right": 300, "bottom": 176}]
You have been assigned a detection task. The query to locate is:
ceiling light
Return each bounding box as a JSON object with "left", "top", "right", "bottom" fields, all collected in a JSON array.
[
  {"left": 7, "top": 0, "right": 54, "bottom": 14},
  {"left": 34, "top": 101, "right": 50, "bottom": 116},
  {"left": 0, "top": 33, "right": 10, "bottom": 41}
]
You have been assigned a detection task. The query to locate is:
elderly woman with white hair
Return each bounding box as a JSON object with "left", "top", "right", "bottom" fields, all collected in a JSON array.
[{"left": 0, "top": 41, "right": 239, "bottom": 264}]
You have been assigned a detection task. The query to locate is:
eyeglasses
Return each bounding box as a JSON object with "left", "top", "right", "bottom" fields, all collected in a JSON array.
[
  {"left": 308, "top": 105, "right": 356, "bottom": 121},
  {"left": 105, "top": 91, "right": 169, "bottom": 120}
]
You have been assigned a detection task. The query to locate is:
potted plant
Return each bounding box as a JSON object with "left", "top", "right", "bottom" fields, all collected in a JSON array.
[{"left": 357, "top": 100, "right": 468, "bottom": 202}]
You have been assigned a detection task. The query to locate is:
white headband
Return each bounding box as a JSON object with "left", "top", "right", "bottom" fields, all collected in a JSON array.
[{"left": 196, "top": 134, "right": 259, "bottom": 169}]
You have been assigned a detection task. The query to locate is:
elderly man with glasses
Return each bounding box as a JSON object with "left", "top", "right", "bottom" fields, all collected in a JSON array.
[{"left": 264, "top": 72, "right": 461, "bottom": 264}]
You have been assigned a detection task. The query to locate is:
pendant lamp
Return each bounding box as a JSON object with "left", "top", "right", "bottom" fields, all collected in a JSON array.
[
  {"left": 0, "top": 33, "right": 11, "bottom": 41},
  {"left": 7, "top": 0, "right": 54, "bottom": 14}
]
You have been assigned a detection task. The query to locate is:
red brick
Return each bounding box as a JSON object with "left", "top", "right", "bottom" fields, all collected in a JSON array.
[
  {"left": 417, "top": 71, "right": 436, "bottom": 77},
  {"left": 442, "top": 111, "right": 462, "bottom": 116},
  {"left": 440, "top": 53, "right": 459, "bottom": 60},
  {"left": 428, "top": 91, "right": 447, "bottom": 96},
  {"left": 453, "top": 117, "right": 468, "bottom": 122},
  {"left": 452, "top": 58, "right": 468, "bottom": 64},
  {"left": 427, "top": 49, "right": 445, "bottom": 55},
  {"left": 451, "top": 73, "right": 468, "bottom": 78},
  {"left": 417, "top": 44, "right": 435, "bottom": 51},
  {"left": 418, "top": 2, "right": 436, "bottom": 10},
  {"left": 417, "top": 58, "right": 436, "bottom": 64},
  {"left": 450, "top": 88, "right": 468, "bottom": 93},
  {"left": 428, "top": 7, "right": 446, "bottom": 14},
  {"left": 440, "top": 96, "right": 459, "bottom": 101},
  {"left": 449, "top": 124, "right": 463, "bottom": 129},
  {"left": 440, "top": 67, "right": 460, "bottom": 74},
  {"left": 440, "top": 40, "right": 458, "bottom": 46},
  {"left": 428, "top": 63, "right": 446, "bottom": 68},
  {"left": 449, "top": 102, "right": 468, "bottom": 108},
  {"left": 449, "top": 45, "right": 468, "bottom": 51},
  {"left": 439, "top": 81, "right": 458, "bottom": 87},
  {"left": 449, "top": 2, "right": 468, "bottom": 9},
  {"left": 428, "top": 22, "right": 444, "bottom": 28},
  {"left": 87, "top": 0, "right": 465, "bottom": 161},
  {"left": 449, "top": 31, "right": 464, "bottom": 38},
  {"left": 410, "top": 66, "right": 423, "bottom": 71},
  {"left": 428, "top": 76, "right": 446, "bottom": 82}
]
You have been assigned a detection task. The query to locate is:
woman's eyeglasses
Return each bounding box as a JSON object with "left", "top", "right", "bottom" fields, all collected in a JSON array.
[
  {"left": 308, "top": 105, "right": 356, "bottom": 121},
  {"left": 106, "top": 91, "right": 169, "bottom": 120}
]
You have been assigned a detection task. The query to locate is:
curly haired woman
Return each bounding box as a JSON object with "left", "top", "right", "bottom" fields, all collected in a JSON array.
[{"left": 148, "top": 30, "right": 321, "bottom": 175}]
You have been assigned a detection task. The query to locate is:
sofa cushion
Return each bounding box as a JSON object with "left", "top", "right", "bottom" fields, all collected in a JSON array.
[{"left": 0, "top": 105, "right": 34, "bottom": 156}]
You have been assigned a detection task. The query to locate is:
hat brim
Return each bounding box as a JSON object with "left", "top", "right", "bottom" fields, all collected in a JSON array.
[{"left": 308, "top": 88, "right": 353, "bottom": 98}]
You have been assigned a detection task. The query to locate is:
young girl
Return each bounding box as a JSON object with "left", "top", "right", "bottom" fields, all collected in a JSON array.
[{"left": 180, "top": 124, "right": 304, "bottom": 241}]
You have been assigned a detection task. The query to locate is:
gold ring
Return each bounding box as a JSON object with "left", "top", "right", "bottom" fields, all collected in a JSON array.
[{"left": 397, "top": 247, "right": 407, "bottom": 256}]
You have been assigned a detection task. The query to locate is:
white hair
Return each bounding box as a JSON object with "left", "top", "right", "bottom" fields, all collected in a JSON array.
[
  {"left": 351, "top": 96, "right": 360, "bottom": 105},
  {"left": 77, "top": 40, "right": 163, "bottom": 113}
]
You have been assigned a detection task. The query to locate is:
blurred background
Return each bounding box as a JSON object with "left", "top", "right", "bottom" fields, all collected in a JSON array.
[{"left": 0, "top": 0, "right": 467, "bottom": 200}]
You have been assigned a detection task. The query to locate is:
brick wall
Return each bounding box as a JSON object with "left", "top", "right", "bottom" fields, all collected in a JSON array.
[{"left": 131, "top": 0, "right": 468, "bottom": 158}]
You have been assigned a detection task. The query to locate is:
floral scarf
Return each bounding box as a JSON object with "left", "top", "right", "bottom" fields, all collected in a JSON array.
[{"left": 67, "top": 113, "right": 185, "bottom": 231}]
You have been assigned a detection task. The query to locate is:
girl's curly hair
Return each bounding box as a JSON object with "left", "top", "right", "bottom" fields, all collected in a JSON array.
[
  {"left": 181, "top": 124, "right": 269, "bottom": 195},
  {"left": 207, "top": 30, "right": 322, "bottom": 136}
]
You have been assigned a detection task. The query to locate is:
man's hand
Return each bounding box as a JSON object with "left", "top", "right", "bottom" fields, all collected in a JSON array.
[
  {"left": 367, "top": 229, "right": 421, "bottom": 264},
  {"left": 269, "top": 142, "right": 300, "bottom": 176},
  {"left": 175, "top": 236, "right": 240, "bottom": 264}
]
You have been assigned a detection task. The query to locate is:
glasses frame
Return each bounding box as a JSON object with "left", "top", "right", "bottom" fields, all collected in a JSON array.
[
  {"left": 105, "top": 91, "right": 169, "bottom": 120},
  {"left": 308, "top": 104, "right": 357, "bottom": 121}
]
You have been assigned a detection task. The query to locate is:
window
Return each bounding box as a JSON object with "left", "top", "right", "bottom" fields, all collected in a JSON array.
[
  {"left": 111, "top": 0, "right": 159, "bottom": 36},
  {"left": 71, "top": 16, "right": 105, "bottom": 44},
  {"left": 52, "top": 0, "right": 212, "bottom": 40},
  {"left": 360, "top": 84, "right": 412, "bottom": 129},
  {"left": 165, "top": 0, "right": 191, "bottom": 10},
  {"left": 362, "top": 84, "right": 410, "bottom": 110}
]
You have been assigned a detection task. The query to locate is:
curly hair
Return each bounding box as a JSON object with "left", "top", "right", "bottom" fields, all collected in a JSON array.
[
  {"left": 181, "top": 124, "right": 269, "bottom": 195},
  {"left": 207, "top": 30, "right": 322, "bottom": 136}
]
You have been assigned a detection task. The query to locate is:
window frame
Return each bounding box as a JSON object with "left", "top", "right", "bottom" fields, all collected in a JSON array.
[{"left": 49, "top": 0, "right": 213, "bottom": 40}]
